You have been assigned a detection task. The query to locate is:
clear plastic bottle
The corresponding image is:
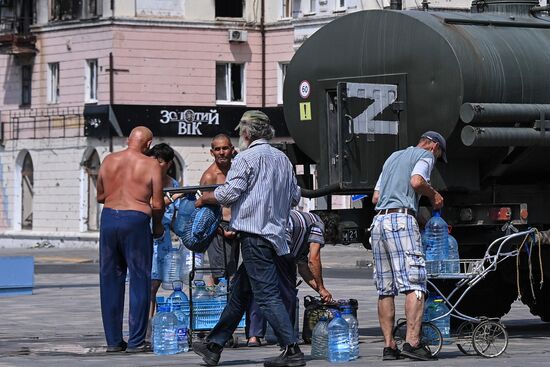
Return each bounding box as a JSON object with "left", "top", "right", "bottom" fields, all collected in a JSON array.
[
  {"left": 423, "top": 211, "right": 449, "bottom": 274},
  {"left": 180, "top": 245, "right": 204, "bottom": 283},
  {"left": 192, "top": 280, "right": 211, "bottom": 330},
  {"left": 447, "top": 233, "right": 460, "bottom": 274},
  {"left": 328, "top": 311, "right": 350, "bottom": 363},
  {"left": 341, "top": 306, "right": 359, "bottom": 360},
  {"left": 430, "top": 298, "right": 450, "bottom": 341},
  {"left": 162, "top": 247, "right": 182, "bottom": 289},
  {"left": 152, "top": 304, "right": 179, "bottom": 355},
  {"left": 172, "top": 303, "right": 189, "bottom": 353},
  {"left": 311, "top": 315, "right": 329, "bottom": 360},
  {"left": 168, "top": 281, "right": 190, "bottom": 322}
]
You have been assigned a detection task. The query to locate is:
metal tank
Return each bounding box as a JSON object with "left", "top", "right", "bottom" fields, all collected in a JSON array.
[
  {"left": 283, "top": 1, "right": 550, "bottom": 321},
  {"left": 284, "top": 0, "right": 550, "bottom": 192}
]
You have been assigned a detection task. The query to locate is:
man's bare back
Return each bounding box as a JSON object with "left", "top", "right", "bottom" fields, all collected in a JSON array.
[{"left": 97, "top": 126, "right": 164, "bottom": 236}]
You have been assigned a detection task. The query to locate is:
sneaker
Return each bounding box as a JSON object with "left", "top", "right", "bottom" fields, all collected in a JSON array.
[
  {"left": 106, "top": 340, "right": 127, "bottom": 353},
  {"left": 192, "top": 340, "right": 223, "bottom": 366},
  {"left": 125, "top": 341, "right": 151, "bottom": 354},
  {"left": 400, "top": 342, "right": 437, "bottom": 361},
  {"left": 264, "top": 343, "right": 306, "bottom": 367},
  {"left": 382, "top": 346, "right": 400, "bottom": 360}
]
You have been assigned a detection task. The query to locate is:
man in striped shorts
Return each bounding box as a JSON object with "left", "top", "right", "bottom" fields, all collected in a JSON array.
[{"left": 370, "top": 131, "right": 447, "bottom": 361}]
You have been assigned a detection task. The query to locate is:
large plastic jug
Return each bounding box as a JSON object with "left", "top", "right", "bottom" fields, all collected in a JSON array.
[
  {"left": 423, "top": 211, "right": 449, "bottom": 275},
  {"left": 311, "top": 316, "right": 329, "bottom": 360},
  {"left": 162, "top": 247, "right": 182, "bottom": 289},
  {"left": 327, "top": 312, "right": 350, "bottom": 363},
  {"left": 152, "top": 304, "right": 179, "bottom": 355},
  {"left": 341, "top": 305, "right": 359, "bottom": 360}
]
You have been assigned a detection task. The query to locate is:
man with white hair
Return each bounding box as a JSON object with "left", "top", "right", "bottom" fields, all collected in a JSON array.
[{"left": 192, "top": 111, "right": 304, "bottom": 367}]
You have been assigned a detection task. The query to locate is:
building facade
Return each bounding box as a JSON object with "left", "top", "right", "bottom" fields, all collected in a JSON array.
[{"left": 0, "top": 0, "right": 471, "bottom": 248}]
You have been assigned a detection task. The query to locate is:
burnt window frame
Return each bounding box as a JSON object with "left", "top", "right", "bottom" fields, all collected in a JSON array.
[
  {"left": 21, "top": 65, "right": 32, "bottom": 107},
  {"left": 216, "top": 62, "right": 245, "bottom": 104},
  {"left": 215, "top": 0, "right": 244, "bottom": 18}
]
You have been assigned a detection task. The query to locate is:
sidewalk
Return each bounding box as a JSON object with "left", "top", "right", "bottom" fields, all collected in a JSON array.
[{"left": 0, "top": 244, "right": 549, "bottom": 367}]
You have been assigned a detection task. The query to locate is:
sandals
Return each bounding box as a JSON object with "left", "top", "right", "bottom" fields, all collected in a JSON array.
[{"left": 247, "top": 338, "right": 262, "bottom": 347}]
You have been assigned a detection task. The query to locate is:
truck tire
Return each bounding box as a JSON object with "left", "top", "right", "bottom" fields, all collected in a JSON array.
[{"left": 517, "top": 246, "right": 550, "bottom": 322}]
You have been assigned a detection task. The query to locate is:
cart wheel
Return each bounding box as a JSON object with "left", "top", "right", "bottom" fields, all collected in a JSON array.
[
  {"left": 392, "top": 320, "right": 443, "bottom": 357},
  {"left": 456, "top": 321, "right": 477, "bottom": 355},
  {"left": 472, "top": 320, "right": 508, "bottom": 358}
]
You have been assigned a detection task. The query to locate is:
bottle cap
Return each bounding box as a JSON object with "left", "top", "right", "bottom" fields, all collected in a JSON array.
[{"left": 432, "top": 210, "right": 441, "bottom": 217}]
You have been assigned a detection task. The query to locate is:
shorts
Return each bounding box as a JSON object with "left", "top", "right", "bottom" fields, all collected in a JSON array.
[
  {"left": 370, "top": 212, "right": 426, "bottom": 296},
  {"left": 151, "top": 226, "right": 173, "bottom": 281}
]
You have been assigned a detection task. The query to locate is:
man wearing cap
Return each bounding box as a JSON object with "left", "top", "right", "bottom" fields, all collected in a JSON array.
[
  {"left": 192, "top": 110, "right": 304, "bottom": 367},
  {"left": 370, "top": 131, "right": 446, "bottom": 361}
]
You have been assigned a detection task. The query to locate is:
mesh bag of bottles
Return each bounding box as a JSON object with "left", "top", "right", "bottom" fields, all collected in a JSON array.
[
  {"left": 301, "top": 295, "right": 341, "bottom": 344},
  {"left": 174, "top": 202, "right": 222, "bottom": 253}
]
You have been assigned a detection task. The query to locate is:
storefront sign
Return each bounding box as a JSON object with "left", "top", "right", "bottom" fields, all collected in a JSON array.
[{"left": 84, "top": 104, "right": 289, "bottom": 138}]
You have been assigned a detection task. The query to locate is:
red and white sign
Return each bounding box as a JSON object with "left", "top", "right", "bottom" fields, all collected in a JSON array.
[{"left": 299, "top": 80, "right": 311, "bottom": 99}]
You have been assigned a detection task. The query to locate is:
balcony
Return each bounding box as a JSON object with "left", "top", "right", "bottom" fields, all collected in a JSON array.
[{"left": 0, "top": 15, "right": 37, "bottom": 55}]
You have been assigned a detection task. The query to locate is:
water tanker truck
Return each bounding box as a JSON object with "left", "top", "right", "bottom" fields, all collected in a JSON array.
[{"left": 282, "top": 0, "right": 550, "bottom": 321}]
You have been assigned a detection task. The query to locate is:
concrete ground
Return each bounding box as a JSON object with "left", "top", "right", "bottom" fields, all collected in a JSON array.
[{"left": 1, "top": 244, "right": 549, "bottom": 367}]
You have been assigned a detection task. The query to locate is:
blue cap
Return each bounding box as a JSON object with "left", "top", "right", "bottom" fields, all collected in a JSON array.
[{"left": 421, "top": 131, "right": 448, "bottom": 163}]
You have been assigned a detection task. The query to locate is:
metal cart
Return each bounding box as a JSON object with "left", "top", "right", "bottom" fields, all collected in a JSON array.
[{"left": 393, "top": 228, "right": 538, "bottom": 358}]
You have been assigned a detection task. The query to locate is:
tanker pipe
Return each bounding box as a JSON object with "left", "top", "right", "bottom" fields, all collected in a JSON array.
[
  {"left": 300, "top": 184, "right": 342, "bottom": 198},
  {"left": 460, "top": 103, "right": 550, "bottom": 124},
  {"left": 461, "top": 126, "right": 550, "bottom": 146}
]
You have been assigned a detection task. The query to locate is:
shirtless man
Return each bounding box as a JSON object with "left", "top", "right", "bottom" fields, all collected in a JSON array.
[
  {"left": 200, "top": 134, "right": 238, "bottom": 285},
  {"left": 97, "top": 126, "right": 164, "bottom": 353}
]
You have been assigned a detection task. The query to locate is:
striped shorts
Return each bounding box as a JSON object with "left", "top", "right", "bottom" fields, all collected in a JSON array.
[{"left": 370, "top": 213, "right": 427, "bottom": 296}]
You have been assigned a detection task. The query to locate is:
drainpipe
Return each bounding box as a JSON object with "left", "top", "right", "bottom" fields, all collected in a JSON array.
[
  {"left": 261, "top": 0, "right": 266, "bottom": 108},
  {"left": 108, "top": 52, "right": 114, "bottom": 152}
]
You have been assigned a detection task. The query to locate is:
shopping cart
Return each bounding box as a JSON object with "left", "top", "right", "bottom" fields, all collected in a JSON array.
[{"left": 393, "top": 228, "right": 537, "bottom": 358}]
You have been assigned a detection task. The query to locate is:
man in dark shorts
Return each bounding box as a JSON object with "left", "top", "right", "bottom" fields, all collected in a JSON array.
[
  {"left": 200, "top": 134, "right": 239, "bottom": 284},
  {"left": 97, "top": 126, "right": 164, "bottom": 353}
]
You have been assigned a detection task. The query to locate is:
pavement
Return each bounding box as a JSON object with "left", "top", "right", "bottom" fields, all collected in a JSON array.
[{"left": 1, "top": 244, "right": 550, "bottom": 366}]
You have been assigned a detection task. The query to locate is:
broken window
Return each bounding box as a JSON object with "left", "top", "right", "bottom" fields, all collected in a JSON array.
[
  {"left": 216, "top": 63, "right": 244, "bottom": 103},
  {"left": 85, "top": 59, "right": 98, "bottom": 103},
  {"left": 215, "top": 0, "right": 243, "bottom": 18},
  {"left": 282, "top": 0, "right": 292, "bottom": 18},
  {"left": 83, "top": 150, "right": 100, "bottom": 231},
  {"left": 21, "top": 65, "right": 32, "bottom": 106},
  {"left": 51, "top": 0, "right": 99, "bottom": 21},
  {"left": 47, "top": 62, "right": 59, "bottom": 103},
  {"left": 21, "top": 152, "right": 33, "bottom": 230}
]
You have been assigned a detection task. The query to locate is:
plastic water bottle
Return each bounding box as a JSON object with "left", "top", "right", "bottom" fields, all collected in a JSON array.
[
  {"left": 423, "top": 211, "right": 449, "bottom": 274},
  {"left": 162, "top": 247, "right": 182, "bottom": 289},
  {"left": 168, "top": 281, "right": 190, "bottom": 322},
  {"left": 172, "top": 303, "right": 189, "bottom": 353},
  {"left": 341, "top": 306, "right": 359, "bottom": 360},
  {"left": 447, "top": 233, "right": 460, "bottom": 273},
  {"left": 311, "top": 316, "right": 329, "bottom": 360},
  {"left": 152, "top": 304, "right": 179, "bottom": 355},
  {"left": 328, "top": 311, "right": 350, "bottom": 363},
  {"left": 192, "top": 280, "right": 211, "bottom": 329},
  {"left": 180, "top": 246, "right": 204, "bottom": 282},
  {"left": 427, "top": 297, "right": 450, "bottom": 341}
]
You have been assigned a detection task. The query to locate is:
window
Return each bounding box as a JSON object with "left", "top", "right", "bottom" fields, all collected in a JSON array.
[
  {"left": 278, "top": 62, "right": 288, "bottom": 105},
  {"left": 215, "top": 0, "right": 243, "bottom": 17},
  {"left": 85, "top": 59, "right": 98, "bottom": 103},
  {"left": 309, "top": 0, "right": 317, "bottom": 13},
  {"left": 47, "top": 62, "right": 59, "bottom": 103},
  {"left": 21, "top": 152, "right": 33, "bottom": 230},
  {"left": 83, "top": 150, "right": 100, "bottom": 231},
  {"left": 336, "top": 0, "right": 346, "bottom": 10},
  {"left": 21, "top": 65, "right": 32, "bottom": 106},
  {"left": 51, "top": 0, "right": 99, "bottom": 21},
  {"left": 282, "top": 0, "right": 292, "bottom": 18},
  {"left": 216, "top": 63, "right": 244, "bottom": 103}
]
